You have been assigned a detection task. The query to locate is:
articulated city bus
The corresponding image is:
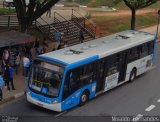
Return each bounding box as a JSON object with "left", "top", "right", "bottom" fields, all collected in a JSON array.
[{"left": 27, "top": 30, "right": 155, "bottom": 112}]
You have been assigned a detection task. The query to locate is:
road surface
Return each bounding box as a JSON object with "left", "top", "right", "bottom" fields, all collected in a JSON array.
[
  {"left": 0, "top": 44, "right": 160, "bottom": 122},
  {"left": 1, "top": 25, "right": 160, "bottom": 121}
]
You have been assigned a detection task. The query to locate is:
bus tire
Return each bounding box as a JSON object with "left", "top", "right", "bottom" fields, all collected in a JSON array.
[
  {"left": 129, "top": 68, "right": 137, "bottom": 82},
  {"left": 80, "top": 90, "right": 89, "bottom": 106}
]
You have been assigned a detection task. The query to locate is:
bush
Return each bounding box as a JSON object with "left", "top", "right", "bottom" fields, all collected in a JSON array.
[{"left": 0, "top": 8, "right": 16, "bottom": 15}]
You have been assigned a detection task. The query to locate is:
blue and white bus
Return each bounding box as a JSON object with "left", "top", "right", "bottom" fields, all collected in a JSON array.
[{"left": 27, "top": 30, "right": 155, "bottom": 112}]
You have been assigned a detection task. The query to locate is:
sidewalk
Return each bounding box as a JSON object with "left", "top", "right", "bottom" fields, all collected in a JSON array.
[
  {"left": 0, "top": 68, "right": 27, "bottom": 105},
  {"left": 0, "top": 41, "right": 56, "bottom": 105}
]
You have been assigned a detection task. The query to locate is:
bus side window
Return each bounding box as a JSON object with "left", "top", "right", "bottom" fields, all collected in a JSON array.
[
  {"left": 69, "top": 70, "right": 79, "bottom": 92},
  {"left": 62, "top": 72, "right": 70, "bottom": 100},
  {"left": 139, "top": 44, "right": 148, "bottom": 58},
  {"left": 106, "top": 54, "right": 119, "bottom": 76},
  {"left": 80, "top": 62, "right": 95, "bottom": 86},
  {"left": 128, "top": 47, "right": 139, "bottom": 62},
  {"left": 147, "top": 41, "right": 154, "bottom": 55},
  {"left": 63, "top": 69, "right": 80, "bottom": 100}
]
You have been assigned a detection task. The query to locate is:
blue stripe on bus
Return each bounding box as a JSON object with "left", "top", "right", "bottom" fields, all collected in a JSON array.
[
  {"left": 61, "top": 82, "right": 96, "bottom": 111},
  {"left": 29, "top": 90, "right": 60, "bottom": 104},
  {"left": 59, "top": 70, "right": 67, "bottom": 101},
  {"left": 38, "top": 56, "right": 68, "bottom": 66},
  {"left": 66, "top": 55, "right": 99, "bottom": 70}
]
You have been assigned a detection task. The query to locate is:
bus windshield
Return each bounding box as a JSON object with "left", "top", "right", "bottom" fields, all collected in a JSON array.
[{"left": 28, "top": 59, "right": 64, "bottom": 98}]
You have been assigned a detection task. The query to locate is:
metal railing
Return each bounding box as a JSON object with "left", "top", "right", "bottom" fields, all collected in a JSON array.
[
  {"left": 35, "top": 17, "right": 58, "bottom": 40},
  {"left": 0, "top": 15, "right": 19, "bottom": 27},
  {"left": 54, "top": 12, "right": 80, "bottom": 35},
  {"left": 71, "top": 9, "right": 96, "bottom": 38}
]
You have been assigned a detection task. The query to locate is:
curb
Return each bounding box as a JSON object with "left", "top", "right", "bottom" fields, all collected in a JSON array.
[{"left": 0, "top": 92, "right": 25, "bottom": 106}]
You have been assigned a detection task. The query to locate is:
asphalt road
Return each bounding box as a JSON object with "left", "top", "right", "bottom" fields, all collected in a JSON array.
[{"left": 0, "top": 45, "right": 160, "bottom": 121}]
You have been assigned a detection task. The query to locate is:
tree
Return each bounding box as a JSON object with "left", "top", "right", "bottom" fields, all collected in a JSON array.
[
  {"left": 13, "top": 0, "right": 60, "bottom": 32},
  {"left": 123, "top": 0, "right": 158, "bottom": 30}
]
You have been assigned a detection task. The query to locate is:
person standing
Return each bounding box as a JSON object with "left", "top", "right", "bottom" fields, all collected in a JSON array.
[
  {"left": 4, "top": 65, "right": 10, "bottom": 90},
  {"left": 8, "top": 65, "right": 15, "bottom": 90},
  {"left": 2, "top": 48, "right": 10, "bottom": 67},
  {"left": 0, "top": 72, "right": 4, "bottom": 101},
  {"left": 59, "top": 39, "right": 68, "bottom": 49},
  {"left": 46, "top": 7, "right": 52, "bottom": 18},
  {"left": 42, "top": 39, "right": 48, "bottom": 53},
  {"left": 34, "top": 39, "right": 40, "bottom": 56},
  {"left": 53, "top": 32, "right": 62, "bottom": 50},
  {"left": 23, "top": 55, "right": 30, "bottom": 77},
  {"left": 57, "top": 33, "right": 65, "bottom": 49},
  {"left": 79, "top": 29, "right": 84, "bottom": 43},
  {"left": 15, "top": 53, "right": 20, "bottom": 75}
]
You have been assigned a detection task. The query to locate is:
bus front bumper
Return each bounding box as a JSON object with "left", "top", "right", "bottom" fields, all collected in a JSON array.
[{"left": 26, "top": 92, "right": 62, "bottom": 112}]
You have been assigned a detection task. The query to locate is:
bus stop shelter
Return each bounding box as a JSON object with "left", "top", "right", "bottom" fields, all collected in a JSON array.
[
  {"left": 0, "top": 30, "right": 35, "bottom": 66},
  {"left": 0, "top": 30, "right": 35, "bottom": 48}
]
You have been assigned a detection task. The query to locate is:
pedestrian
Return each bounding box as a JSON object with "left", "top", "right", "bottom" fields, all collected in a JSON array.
[
  {"left": 0, "top": 72, "right": 4, "bottom": 101},
  {"left": 23, "top": 54, "right": 30, "bottom": 77},
  {"left": 46, "top": 7, "right": 52, "bottom": 18},
  {"left": 53, "top": 32, "right": 62, "bottom": 50},
  {"left": 4, "top": 65, "right": 10, "bottom": 91},
  {"left": 25, "top": 45, "right": 32, "bottom": 59},
  {"left": 42, "top": 38, "right": 48, "bottom": 53},
  {"left": 2, "top": 48, "right": 10, "bottom": 67},
  {"left": 79, "top": 29, "right": 84, "bottom": 43},
  {"left": 8, "top": 65, "right": 15, "bottom": 90},
  {"left": 63, "top": 40, "right": 68, "bottom": 48},
  {"left": 58, "top": 39, "right": 68, "bottom": 49},
  {"left": 15, "top": 52, "right": 20, "bottom": 75},
  {"left": 34, "top": 38, "right": 39, "bottom": 49},
  {"left": 34, "top": 39, "right": 40, "bottom": 56}
]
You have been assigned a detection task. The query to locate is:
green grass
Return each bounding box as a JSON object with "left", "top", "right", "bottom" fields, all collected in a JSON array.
[
  {"left": 0, "top": 8, "right": 16, "bottom": 15},
  {"left": 114, "top": 1, "right": 129, "bottom": 10},
  {"left": 79, "top": 0, "right": 90, "bottom": 5},
  {"left": 74, "top": 0, "right": 160, "bottom": 10},
  {"left": 136, "top": 13, "right": 157, "bottom": 27},
  {"left": 148, "top": 1, "right": 160, "bottom": 9},
  {"left": 91, "top": 13, "right": 157, "bottom": 34},
  {"left": 115, "top": 1, "right": 160, "bottom": 10}
]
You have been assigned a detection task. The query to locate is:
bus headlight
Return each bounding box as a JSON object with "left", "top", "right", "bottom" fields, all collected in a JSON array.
[
  {"left": 27, "top": 91, "right": 31, "bottom": 95},
  {"left": 52, "top": 100, "right": 58, "bottom": 104}
]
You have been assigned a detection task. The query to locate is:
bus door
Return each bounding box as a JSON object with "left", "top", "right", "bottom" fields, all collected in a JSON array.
[
  {"left": 104, "top": 54, "right": 120, "bottom": 92},
  {"left": 62, "top": 69, "right": 81, "bottom": 110},
  {"left": 96, "top": 60, "right": 106, "bottom": 92},
  {"left": 118, "top": 51, "right": 128, "bottom": 82}
]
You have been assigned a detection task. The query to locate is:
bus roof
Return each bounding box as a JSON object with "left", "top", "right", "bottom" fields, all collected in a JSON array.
[{"left": 39, "top": 30, "right": 155, "bottom": 67}]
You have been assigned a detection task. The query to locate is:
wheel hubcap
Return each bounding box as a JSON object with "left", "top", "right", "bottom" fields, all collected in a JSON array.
[
  {"left": 131, "top": 73, "right": 135, "bottom": 80},
  {"left": 81, "top": 94, "right": 87, "bottom": 103}
]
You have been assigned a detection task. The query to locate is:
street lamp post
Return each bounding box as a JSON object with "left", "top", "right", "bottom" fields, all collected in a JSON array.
[
  {"left": 153, "top": 9, "right": 160, "bottom": 65},
  {"left": 156, "top": 9, "right": 160, "bottom": 38}
]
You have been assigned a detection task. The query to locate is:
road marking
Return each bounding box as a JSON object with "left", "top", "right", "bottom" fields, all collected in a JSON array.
[
  {"left": 55, "top": 111, "right": 67, "bottom": 118},
  {"left": 157, "top": 99, "right": 160, "bottom": 103},
  {"left": 145, "top": 105, "right": 155, "bottom": 112},
  {"left": 132, "top": 114, "right": 143, "bottom": 121}
]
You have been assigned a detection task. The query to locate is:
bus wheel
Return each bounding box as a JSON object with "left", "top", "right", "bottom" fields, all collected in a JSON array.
[
  {"left": 80, "top": 91, "right": 89, "bottom": 106},
  {"left": 129, "top": 69, "right": 136, "bottom": 82}
]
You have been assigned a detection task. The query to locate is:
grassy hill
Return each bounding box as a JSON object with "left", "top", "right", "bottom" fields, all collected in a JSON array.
[{"left": 68, "top": 0, "right": 160, "bottom": 10}]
